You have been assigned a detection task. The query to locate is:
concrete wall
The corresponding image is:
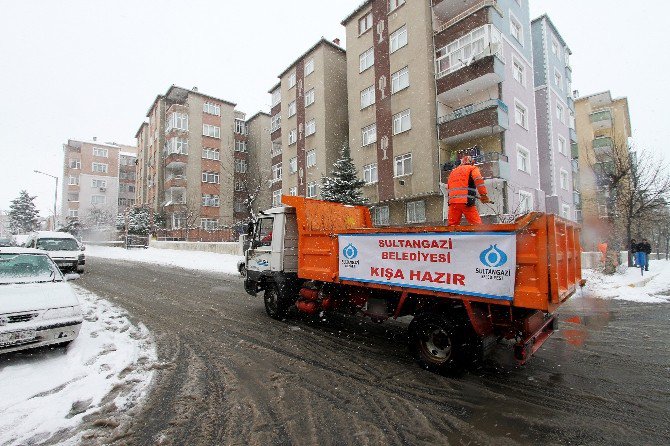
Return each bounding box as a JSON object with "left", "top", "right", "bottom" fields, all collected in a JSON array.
[{"left": 149, "top": 239, "right": 242, "bottom": 256}]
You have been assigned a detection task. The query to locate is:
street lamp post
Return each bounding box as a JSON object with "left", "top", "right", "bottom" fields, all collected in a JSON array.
[{"left": 34, "top": 170, "right": 58, "bottom": 230}]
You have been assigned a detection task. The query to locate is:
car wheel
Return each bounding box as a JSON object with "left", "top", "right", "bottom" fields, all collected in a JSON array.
[
  {"left": 408, "top": 313, "right": 466, "bottom": 375},
  {"left": 264, "top": 285, "right": 290, "bottom": 320}
]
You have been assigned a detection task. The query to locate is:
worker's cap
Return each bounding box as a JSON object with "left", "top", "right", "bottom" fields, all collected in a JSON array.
[{"left": 460, "top": 155, "right": 474, "bottom": 165}]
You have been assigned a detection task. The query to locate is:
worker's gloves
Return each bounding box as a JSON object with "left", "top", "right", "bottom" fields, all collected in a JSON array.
[{"left": 479, "top": 195, "right": 491, "bottom": 204}]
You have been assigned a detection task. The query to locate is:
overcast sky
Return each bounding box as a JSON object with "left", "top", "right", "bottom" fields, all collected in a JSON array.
[{"left": 1, "top": 0, "right": 668, "bottom": 216}]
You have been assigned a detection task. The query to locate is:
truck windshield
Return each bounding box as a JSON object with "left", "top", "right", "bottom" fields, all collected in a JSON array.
[
  {"left": 35, "top": 238, "right": 80, "bottom": 251},
  {"left": 256, "top": 218, "right": 273, "bottom": 247},
  {"left": 0, "top": 253, "right": 62, "bottom": 284}
]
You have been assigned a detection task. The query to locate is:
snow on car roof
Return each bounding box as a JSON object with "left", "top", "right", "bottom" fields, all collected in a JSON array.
[
  {"left": 0, "top": 247, "right": 48, "bottom": 255},
  {"left": 32, "top": 231, "right": 77, "bottom": 239}
]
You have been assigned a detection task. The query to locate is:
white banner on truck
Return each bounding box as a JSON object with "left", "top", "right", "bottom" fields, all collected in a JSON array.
[{"left": 338, "top": 232, "right": 517, "bottom": 301}]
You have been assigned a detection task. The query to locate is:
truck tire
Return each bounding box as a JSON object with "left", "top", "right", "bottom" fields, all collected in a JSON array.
[
  {"left": 264, "top": 285, "right": 290, "bottom": 320},
  {"left": 408, "top": 313, "right": 466, "bottom": 375}
]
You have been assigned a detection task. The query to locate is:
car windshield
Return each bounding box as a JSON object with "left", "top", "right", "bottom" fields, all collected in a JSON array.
[
  {"left": 0, "top": 253, "right": 62, "bottom": 284},
  {"left": 35, "top": 238, "right": 80, "bottom": 251}
]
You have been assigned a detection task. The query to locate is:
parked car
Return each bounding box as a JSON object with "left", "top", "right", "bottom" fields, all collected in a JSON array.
[
  {"left": 24, "top": 231, "right": 85, "bottom": 273},
  {"left": 0, "top": 247, "right": 83, "bottom": 354},
  {"left": 0, "top": 238, "right": 11, "bottom": 247},
  {"left": 9, "top": 234, "right": 29, "bottom": 247}
]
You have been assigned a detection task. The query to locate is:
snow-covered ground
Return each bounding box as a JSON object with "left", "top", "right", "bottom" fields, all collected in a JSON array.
[
  {"left": 0, "top": 286, "right": 157, "bottom": 446},
  {"left": 86, "top": 245, "right": 242, "bottom": 275},
  {"left": 582, "top": 259, "right": 670, "bottom": 303}
]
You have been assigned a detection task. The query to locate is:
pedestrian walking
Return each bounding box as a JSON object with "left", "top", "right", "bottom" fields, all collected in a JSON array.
[
  {"left": 630, "top": 238, "right": 638, "bottom": 267},
  {"left": 639, "top": 238, "right": 652, "bottom": 271}
]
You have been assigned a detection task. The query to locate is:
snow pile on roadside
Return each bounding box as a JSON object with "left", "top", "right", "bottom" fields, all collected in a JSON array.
[
  {"left": 0, "top": 286, "right": 156, "bottom": 445},
  {"left": 86, "top": 245, "right": 242, "bottom": 275},
  {"left": 583, "top": 259, "right": 670, "bottom": 303}
]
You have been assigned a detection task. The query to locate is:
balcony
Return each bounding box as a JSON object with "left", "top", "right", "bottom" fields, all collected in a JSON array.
[
  {"left": 475, "top": 152, "right": 510, "bottom": 180},
  {"left": 438, "top": 99, "right": 509, "bottom": 144},
  {"left": 573, "top": 191, "right": 581, "bottom": 206},
  {"left": 571, "top": 142, "right": 579, "bottom": 159},
  {"left": 592, "top": 137, "right": 613, "bottom": 158},
  {"left": 436, "top": 54, "right": 505, "bottom": 104},
  {"left": 569, "top": 127, "right": 577, "bottom": 143},
  {"left": 589, "top": 109, "right": 612, "bottom": 130},
  {"left": 433, "top": 0, "right": 498, "bottom": 34},
  {"left": 164, "top": 174, "right": 187, "bottom": 190},
  {"left": 165, "top": 152, "right": 188, "bottom": 170}
]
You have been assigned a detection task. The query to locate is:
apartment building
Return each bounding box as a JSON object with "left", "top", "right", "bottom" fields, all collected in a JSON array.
[
  {"left": 245, "top": 111, "right": 273, "bottom": 213},
  {"left": 269, "top": 38, "right": 349, "bottom": 205},
  {"left": 531, "top": 14, "right": 577, "bottom": 220},
  {"left": 342, "top": 0, "right": 544, "bottom": 225},
  {"left": 574, "top": 91, "right": 633, "bottom": 250},
  {"left": 61, "top": 138, "right": 137, "bottom": 225},
  {"left": 136, "top": 85, "right": 251, "bottom": 232}
]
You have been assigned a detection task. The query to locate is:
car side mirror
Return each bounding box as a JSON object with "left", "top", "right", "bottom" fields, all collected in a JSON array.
[
  {"left": 80, "top": 246, "right": 86, "bottom": 251},
  {"left": 64, "top": 273, "right": 79, "bottom": 281}
]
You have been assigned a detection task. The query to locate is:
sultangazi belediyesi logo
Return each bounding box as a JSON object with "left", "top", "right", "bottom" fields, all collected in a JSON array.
[
  {"left": 342, "top": 243, "right": 358, "bottom": 260},
  {"left": 480, "top": 244, "right": 508, "bottom": 268}
]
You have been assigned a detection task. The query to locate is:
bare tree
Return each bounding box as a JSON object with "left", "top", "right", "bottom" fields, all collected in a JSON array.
[{"left": 218, "top": 151, "right": 271, "bottom": 225}]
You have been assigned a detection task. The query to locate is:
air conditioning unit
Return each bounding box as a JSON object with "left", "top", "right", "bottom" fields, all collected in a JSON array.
[{"left": 99, "top": 187, "right": 107, "bottom": 192}]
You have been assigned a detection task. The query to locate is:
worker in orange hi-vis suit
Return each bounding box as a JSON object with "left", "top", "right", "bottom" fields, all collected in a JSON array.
[{"left": 446, "top": 155, "right": 491, "bottom": 226}]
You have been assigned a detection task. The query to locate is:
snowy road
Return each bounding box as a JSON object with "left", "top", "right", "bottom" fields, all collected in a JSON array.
[{"left": 75, "top": 256, "right": 670, "bottom": 446}]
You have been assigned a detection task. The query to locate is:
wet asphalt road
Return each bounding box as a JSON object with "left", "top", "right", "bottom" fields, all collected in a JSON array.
[{"left": 75, "top": 257, "right": 670, "bottom": 446}]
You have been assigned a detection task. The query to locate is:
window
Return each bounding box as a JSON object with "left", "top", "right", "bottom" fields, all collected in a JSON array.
[
  {"left": 271, "top": 114, "right": 281, "bottom": 132},
  {"left": 510, "top": 14, "right": 523, "bottom": 44},
  {"left": 203, "top": 124, "right": 221, "bottom": 138},
  {"left": 551, "top": 36, "right": 561, "bottom": 58},
  {"left": 561, "top": 203, "right": 571, "bottom": 219},
  {"left": 272, "top": 190, "right": 282, "bottom": 207},
  {"left": 518, "top": 191, "right": 533, "bottom": 213},
  {"left": 363, "top": 163, "right": 378, "bottom": 184},
  {"left": 359, "top": 12, "right": 372, "bottom": 35},
  {"left": 91, "top": 195, "right": 106, "bottom": 206},
  {"left": 93, "top": 147, "right": 108, "bottom": 157},
  {"left": 235, "top": 140, "right": 247, "bottom": 152},
  {"left": 307, "top": 182, "right": 318, "bottom": 198},
  {"left": 361, "top": 123, "right": 377, "bottom": 146},
  {"left": 372, "top": 206, "right": 389, "bottom": 226},
  {"left": 166, "top": 137, "right": 189, "bottom": 155},
  {"left": 235, "top": 181, "right": 246, "bottom": 191},
  {"left": 203, "top": 102, "right": 221, "bottom": 116},
  {"left": 272, "top": 163, "right": 282, "bottom": 182},
  {"left": 554, "top": 69, "right": 563, "bottom": 91},
  {"left": 68, "top": 176, "right": 79, "bottom": 185},
  {"left": 435, "top": 25, "right": 503, "bottom": 77},
  {"left": 394, "top": 153, "right": 412, "bottom": 177},
  {"left": 92, "top": 162, "right": 108, "bottom": 173},
  {"left": 557, "top": 135, "right": 567, "bottom": 155},
  {"left": 91, "top": 179, "right": 107, "bottom": 188},
  {"left": 513, "top": 58, "right": 525, "bottom": 85},
  {"left": 288, "top": 100, "right": 296, "bottom": 117},
  {"left": 517, "top": 145, "right": 531, "bottom": 173},
  {"left": 305, "top": 89, "right": 315, "bottom": 107},
  {"left": 289, "top": 156, "right": 298, "bottom": 174},
  {"left": 289, "top": 187, "right": 298, "bottom": 196},
  {"left": 69, "top": 159, "right": 81, "bottom": 169},
  {"left": 288, "top": 72, "right": 296, "bottom": 88},
  {"left": 68, "top": 210, "right": 79, "bottom": 218},
  {"left": 556, "top": 103, "right": 565, "bottom": 123},
  {"left": 361, "top": 85, "right": 376, "bottom": 109},
  {"left": 393, "top": 109, "right": 411, "bottom": 135},
  {"left": 202, "top": 147, "right": 220, "bottom": 160},
  {"left": 201, "top": 171, "right": 220, "bottom": 184},
  {"left": 306, "top": 149, "right": 316, "bottom": 168},
  {"left": 305, "top": 119, "right": 316, "bottom": 136},
  {"left": 389, "top": 0, "right": 405, "bottom": 13},
  {"left": 288, "top": 129, "right": 297, "bottom": 145},
  {"left": 514, "top": 100, "right": 528, "bottom": 129},
  {"left": 560, "top": 169, "right": 569, "bottom": 190},
  {"left": 166, "top": 112, "right": 189, "bottom": 131},
  {"left": 406, "top": 201, "right": 426, "bottom": 224},
  {"left": 360, "top": 47, "right": 374, "bottom": 72},
  {"left": 305, "top": 59, "right": 314, "bottom": 76},
  {"left": 235, "top": 119, "right": 247, "bottom": 135},
  {"left": 390, "top": 25, "right": 408, "bottom": 53},
  {"left": 201, "top": 218, "right": 218, "bottom": 230},
  {"left": 271, "top": 142, "right": 282, "bottom": 156},
  {"left": 271, "top": 89, "right": 281, "bottom": 107},
  {"left": 67, "top": 193, "right": 79, "bottom": 202},
  {"left": 235, "top": 159, "right": 247, "bottom": 173},
  {"left": 128, "top": 185, "right": 136, "bottom": 193},
  {"left": 202, "top": 194, "right": 220, "bottom": 207},
  {"left": 391, "top": 67, "right": 409, "bottom": 93}
]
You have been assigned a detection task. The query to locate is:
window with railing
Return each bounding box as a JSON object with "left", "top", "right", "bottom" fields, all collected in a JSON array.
[
  {"left": 166, "top": 112, "right": 189, "bottom": 132},
  {"left": 435, "top": 24, "right": 503, "bottom": 78},
  {"left": 166, "top": 137, "right": 189, "bottom": 155}
]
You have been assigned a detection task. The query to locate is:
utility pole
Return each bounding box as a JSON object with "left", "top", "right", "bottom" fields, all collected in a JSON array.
[{"left": 34, "top": 170, "right": 58, "bottom": 230}]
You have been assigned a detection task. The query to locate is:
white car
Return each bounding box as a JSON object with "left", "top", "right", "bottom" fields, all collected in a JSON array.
[
  {"left": 0, "top": 247, "right": 83, "bottom": 354},
  {"left": 25, "top": 231, "right": 85, "bottom": 273}
]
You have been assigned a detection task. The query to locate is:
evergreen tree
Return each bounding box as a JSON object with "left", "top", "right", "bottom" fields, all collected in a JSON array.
[
  {"left": 8, "top": 190, "right": 40, "bottom": 234},
  {"left": 127, "top": 207, "right": 151, "bottom": 235},
  {"left": 321, "top": 144, "right": 367, "bottom": 206}
]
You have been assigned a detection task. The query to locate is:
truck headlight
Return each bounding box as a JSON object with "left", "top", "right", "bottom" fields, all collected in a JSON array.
[{"left": 43, "top": 306, "right": 81, "bottom": 320}]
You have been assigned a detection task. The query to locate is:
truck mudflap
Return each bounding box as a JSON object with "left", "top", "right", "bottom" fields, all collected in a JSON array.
[{"left": 514, "top": 313, "right": 558, "bottom": 364}]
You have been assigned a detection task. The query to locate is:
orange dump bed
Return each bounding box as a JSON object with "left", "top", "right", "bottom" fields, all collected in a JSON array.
[{"left": 282, "top": 196, "right": 582, "bottom": 312}]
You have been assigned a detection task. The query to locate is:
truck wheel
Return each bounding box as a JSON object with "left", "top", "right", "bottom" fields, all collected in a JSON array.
[
  {"left": 408, "top": 314, "right": 465, "bottom": 374},
  {"left": 264, "top": 285, "right": 290, "bottom": 320}
]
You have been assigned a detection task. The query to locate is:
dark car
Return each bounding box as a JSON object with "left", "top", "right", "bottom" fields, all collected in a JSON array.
[{"left": 0, "top": 238, "right": 12, "bottom": 247}]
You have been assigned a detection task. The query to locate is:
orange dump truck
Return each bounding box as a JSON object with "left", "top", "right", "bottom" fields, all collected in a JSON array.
[{"left": 243, "top": 196, "right": 583, "bottom": 373}]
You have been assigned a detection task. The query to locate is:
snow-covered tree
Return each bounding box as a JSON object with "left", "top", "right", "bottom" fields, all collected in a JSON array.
[
  {"left": 321, "top": 144, "right": 367, "bottom": 206},
  {"left": 8, "top": 190, "right": 40, "bottom": 234},
  {"left": 127, "top": 207, "right": 151, "bottom": 235}
]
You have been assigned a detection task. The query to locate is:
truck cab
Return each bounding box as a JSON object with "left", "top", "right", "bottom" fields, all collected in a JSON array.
[{"left": 243, "top": 206, "right": 298, "bottom": 299}]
